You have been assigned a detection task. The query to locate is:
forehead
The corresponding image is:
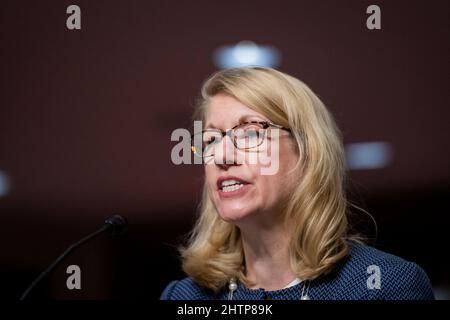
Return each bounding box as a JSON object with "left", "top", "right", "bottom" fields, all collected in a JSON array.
[{"left": 205, "top": 94, "right": 265, "bottom": 129}]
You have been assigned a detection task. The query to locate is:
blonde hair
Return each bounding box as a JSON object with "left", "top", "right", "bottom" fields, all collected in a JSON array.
[{"left": 181, "top": 67, "right": 354, "bottom": 292}]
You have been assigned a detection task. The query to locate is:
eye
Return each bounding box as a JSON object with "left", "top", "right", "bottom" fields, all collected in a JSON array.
[
  {"left": 205, "top": 136, "right": 217, "bottom": 145},
  {"left": 203, "top": 131, "right": 221, "bottom": 146},
  {"left": 244, "top": 128, "right": 260, "bottom": 138},
  {"left": 240, "top": 124, "right": 263, "bottom": 138}
]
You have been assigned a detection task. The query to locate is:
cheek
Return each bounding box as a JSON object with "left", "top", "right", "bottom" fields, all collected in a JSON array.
[
  {"left": 257, "top": 154, "right": 299, "bottom": 199},
  {"left": 256, "top": 174, "right": 284, "bottom": 199},
  {"left": 204, "top": 166, "right": 216, "bottom": 191},
  {"left": 204, "top": 165, "right": 211, "bottom": 179}
]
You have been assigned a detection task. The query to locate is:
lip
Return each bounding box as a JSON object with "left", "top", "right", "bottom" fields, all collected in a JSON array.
[
  {"left": 218, "top": 183, "right": 252, "bottom": 198},
  {"left": 216, "top": 175, "right": 252, "bottom": 199},
  {"left": 216, "top": 175, "right": 251, "bottom": 190}
]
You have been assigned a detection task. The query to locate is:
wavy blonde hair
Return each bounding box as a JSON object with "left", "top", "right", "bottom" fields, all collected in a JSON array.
[{"left": 181, "top": 67, "right": 354, "bottom": 292}]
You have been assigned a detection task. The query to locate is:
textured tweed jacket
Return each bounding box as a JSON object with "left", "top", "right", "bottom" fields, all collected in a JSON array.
[{"left": 160, "top": 242, "right": 435, "bottom": 300}]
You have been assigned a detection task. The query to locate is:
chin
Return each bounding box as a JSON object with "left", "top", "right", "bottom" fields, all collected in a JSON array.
[{"left": 217, "top": 207, "right": 253, "bottom": 223}]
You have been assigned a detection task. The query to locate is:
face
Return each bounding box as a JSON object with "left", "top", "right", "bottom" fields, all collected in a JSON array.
[{"left": 204, "top": 94, "right": 300, "bottom": 226}]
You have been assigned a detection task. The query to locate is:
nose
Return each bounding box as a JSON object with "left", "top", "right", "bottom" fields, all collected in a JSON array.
[{"left": 213, "top": 135, "right": 239, "bottom": 168}]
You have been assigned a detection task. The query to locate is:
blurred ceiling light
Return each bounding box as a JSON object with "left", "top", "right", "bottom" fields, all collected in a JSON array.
[
  {"left": 213, "top": 40, "right": 281, "bottom": 69},
  {"left": 345, "top": 142, "right": 393, "bottom": 170},
  {"left": 0, "top": 171, "right": 10, "bottom": 197}
]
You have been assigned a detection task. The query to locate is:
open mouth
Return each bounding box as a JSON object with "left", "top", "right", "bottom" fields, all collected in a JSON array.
[
  {"left": 217, "top": 177, "right": 251, "bottom": 194},
  {"left": 220, "top": 181, "right": 247, "bottom": 193}
]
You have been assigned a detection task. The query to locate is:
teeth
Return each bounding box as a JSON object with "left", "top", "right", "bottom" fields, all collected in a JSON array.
[
  {"left": 221, "top": 179, "right": 241, "bottom": 187},
  {"left": 222, "top": 183, "right": 244, "bottom": 193}
]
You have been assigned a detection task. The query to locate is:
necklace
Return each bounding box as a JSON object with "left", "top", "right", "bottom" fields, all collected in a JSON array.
[{"left": 228, "top": 278, "right": 310, "bottom": 300}]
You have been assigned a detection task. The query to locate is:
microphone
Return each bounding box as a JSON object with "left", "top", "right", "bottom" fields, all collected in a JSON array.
[{"left": 20, "top": 214, "right": 128, "bottom": 300}]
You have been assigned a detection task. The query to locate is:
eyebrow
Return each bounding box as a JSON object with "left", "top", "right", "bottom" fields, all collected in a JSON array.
[{"left": 205, "top": 114, "right": 267, "bottom": 129}]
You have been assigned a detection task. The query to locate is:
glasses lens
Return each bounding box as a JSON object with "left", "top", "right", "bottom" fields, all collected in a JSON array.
[
  {"left": 202, "top": 130, "right": 223, "bottom": 157},
  {"left": 235, "top": 123, "right": 264, "bottom": 149}
]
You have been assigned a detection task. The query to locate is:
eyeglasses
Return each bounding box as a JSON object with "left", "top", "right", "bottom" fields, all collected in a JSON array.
[{"left": 191, "top": 121, "right": 291, "bottom": 158}]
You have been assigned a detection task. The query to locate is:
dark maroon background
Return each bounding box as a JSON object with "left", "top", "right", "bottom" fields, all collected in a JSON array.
[{"left": 1, "top": 0, "right": 449, "bottom": 299}]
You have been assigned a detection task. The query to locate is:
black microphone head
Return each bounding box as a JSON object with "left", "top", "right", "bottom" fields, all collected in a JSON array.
[{"left": 104, "top": 214, "right": 128, "bottom": 235}]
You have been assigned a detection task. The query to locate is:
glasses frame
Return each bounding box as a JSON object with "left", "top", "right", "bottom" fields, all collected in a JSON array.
[{"left": 190, "top": 120, "right": 292, "bottom": 158}]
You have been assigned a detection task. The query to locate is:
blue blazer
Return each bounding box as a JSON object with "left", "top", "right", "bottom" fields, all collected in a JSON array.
[{"left": 160, "top": 242, "right": 434, "bottom": 300}]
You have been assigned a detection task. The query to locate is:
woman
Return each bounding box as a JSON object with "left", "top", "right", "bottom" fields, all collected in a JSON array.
[{"left": 161, "top": 67, "right": 434, "bottom": 300}]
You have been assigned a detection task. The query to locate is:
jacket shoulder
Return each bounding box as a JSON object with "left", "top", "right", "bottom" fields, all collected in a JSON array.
[
  {"left": 160, "top": 277, "right": 216, "bottom": 300},
  {"left": 332, "top": 241, "right": 435, "bottom": 299}
]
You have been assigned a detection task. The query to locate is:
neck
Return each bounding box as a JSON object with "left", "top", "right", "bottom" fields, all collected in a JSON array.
[{"left": 239, "top": 217, "right": 296, "bottom": 291}]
